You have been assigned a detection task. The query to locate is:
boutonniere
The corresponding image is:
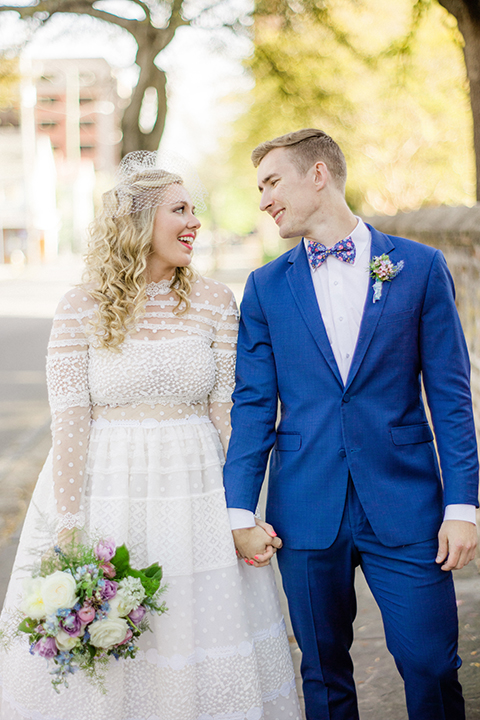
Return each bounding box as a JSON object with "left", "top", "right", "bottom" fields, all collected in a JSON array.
[{"left": 369, "top": 254, "right": 405, "bottom": 303}]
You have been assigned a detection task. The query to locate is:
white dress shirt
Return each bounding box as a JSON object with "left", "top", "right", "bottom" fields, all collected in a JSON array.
[{"left": 229, "top": 218, "right": 476, "bottom": 529}]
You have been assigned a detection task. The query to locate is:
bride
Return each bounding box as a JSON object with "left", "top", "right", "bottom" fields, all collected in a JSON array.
[{"left": 0, "top": 151, "right": 301, "bottom": 720}]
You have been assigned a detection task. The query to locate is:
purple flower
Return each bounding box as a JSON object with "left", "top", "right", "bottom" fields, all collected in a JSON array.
[
  {"left": 128, "top": 605, "right": 147, "bottom": 625},
  {"left": 101, "top": 579, "right": 118, "bottom": 601},
  {"left": 35, "top": 636, "right": 58, "bottom": 659},
  {"left": 95, "top": 539, "right": 116, "bottom": 562},
  {"left": 59, "top": 612, "right": 83, "bottom": 637}
]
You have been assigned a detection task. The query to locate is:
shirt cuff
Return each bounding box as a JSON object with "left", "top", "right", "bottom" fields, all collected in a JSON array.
[
  {"left": 228, "top": 508, "right": 256, "bottom": 530},
  {"left": 444, "top": 504, "right": 477, "bottom": 525}
]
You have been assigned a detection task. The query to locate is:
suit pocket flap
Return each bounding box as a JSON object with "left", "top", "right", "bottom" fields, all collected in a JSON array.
[
  {"left": 377, "top": 308, "right": 415, "bottom": 326},
  {"left": 275, "top": 432, "right": 302, "bottom": 452},
  {"left": 390, "top": 423, "right": 434, "bottom": 446}
]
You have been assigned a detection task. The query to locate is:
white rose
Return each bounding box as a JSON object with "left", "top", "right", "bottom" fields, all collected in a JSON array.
[
  {"left": 108, "top": 592, "right": 137, "bottom": 618},
  {"left": 21, "top": 577, "right": 47, "bottom": 620},
  {"left": 89, "top": 618, "right": 129, "bottom": 649},
  {"left": 42, "top": 571, "right": 78, "bottom": 615},
  {"left": 55, "top": 629, "right": 80, "bottom": 651}
]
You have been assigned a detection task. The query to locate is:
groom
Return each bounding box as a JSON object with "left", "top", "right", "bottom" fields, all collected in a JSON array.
[{"left": 223, "top": 129, "right": 479, "bottom": 719}]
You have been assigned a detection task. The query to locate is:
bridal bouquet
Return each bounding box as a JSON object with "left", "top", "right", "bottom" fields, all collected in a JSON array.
[{"left": 17, "top": 538, "right": 167, "bottom": 692}]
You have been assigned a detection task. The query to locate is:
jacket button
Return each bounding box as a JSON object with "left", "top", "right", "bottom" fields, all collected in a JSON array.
[
  {"left": 338, "top": 448, "right": 347, "bottom": 458},
  {"left": 343, "top": 393, "right": 350, "bottom": 403}
]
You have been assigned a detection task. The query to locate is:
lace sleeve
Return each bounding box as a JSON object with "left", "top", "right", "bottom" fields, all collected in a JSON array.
[
  {"left": 46, "top": 291, "right": 92, "bottom": 534},
  {"left": 208, "top": 291, "right": 239, "bottom": 455}
]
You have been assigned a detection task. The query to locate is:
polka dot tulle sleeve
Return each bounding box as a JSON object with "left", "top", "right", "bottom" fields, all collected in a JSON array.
[
  {"left": 46, "top": 293, "right": 92, "bottom": 533},
  {"left": 208, "top": 292, "right": 238, "bottom": 454}
]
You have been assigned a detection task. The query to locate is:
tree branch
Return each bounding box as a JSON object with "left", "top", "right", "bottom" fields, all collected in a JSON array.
[
  {"left": 0, "top": 0, "right": 140, "bottom": 31},
  {"left": 53, "top": 2, "right": 139, "bottom": 31},
  {"left": 167, "top": 0, "right": 189, "bottom": 31},
  {"left": 124, "top": 0, "right": 151, "bottom": 23},
  {"left": 438, "top": 0, "right": 480, "bottom": 24}
]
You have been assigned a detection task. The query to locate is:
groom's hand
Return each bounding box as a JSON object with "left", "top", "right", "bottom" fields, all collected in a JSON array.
[
  {"left": 233, "top": 521, "right": 282, "bottom": 568},
  {"left": 436, "top": 520, "right": 478, "bottom": 571}
]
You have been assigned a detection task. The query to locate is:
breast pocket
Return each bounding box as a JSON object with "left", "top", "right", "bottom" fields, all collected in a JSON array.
[
  {"left": 275, "top": 432, "right": 302, "bottom": 452},
  {"left": 377, "top": 308, "right": 415, "bottom": 326}
]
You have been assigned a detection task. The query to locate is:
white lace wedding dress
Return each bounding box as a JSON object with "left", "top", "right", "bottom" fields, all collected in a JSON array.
[{"left": 0, "top": 277, "right": 301, "bottom": 720}]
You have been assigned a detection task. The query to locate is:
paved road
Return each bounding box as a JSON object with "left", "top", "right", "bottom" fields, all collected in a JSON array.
[{"left": 0, "top": 317, "right": 52, "bottom": 543}]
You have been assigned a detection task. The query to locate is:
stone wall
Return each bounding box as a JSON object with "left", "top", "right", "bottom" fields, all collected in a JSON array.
[{"left": 364, "top": 206, "right": 480, "bottom": 435}]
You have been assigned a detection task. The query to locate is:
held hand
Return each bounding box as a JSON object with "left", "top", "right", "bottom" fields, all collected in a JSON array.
[
  {"left": 233, "top": 522, "right": 282, "bottom": 568},
  {"left": 253, "top": 519, "right": 283, "bottom": 566},
  {"left": 436, "top": 520, "right": 478, "bottom": 571}
]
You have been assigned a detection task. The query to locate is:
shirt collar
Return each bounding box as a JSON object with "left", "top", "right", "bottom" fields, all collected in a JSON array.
[{"left": 349, "top": 217, "right": 370, "bottom": 264}]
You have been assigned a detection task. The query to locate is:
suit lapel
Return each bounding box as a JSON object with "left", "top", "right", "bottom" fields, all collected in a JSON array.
[
  {"left": 286, "top": 241, "right": 344, "bottom": 387},
  {"left": 344, "top": 226, "right": 395, "bottom": 390}
]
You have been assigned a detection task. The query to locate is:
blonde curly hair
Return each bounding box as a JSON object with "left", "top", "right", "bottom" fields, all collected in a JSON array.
[{"left": 83, "top": 168, "right": 196, "bottom": 350}]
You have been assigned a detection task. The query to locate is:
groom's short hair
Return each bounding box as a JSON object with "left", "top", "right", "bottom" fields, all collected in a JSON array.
[{"left": 251, "top": 129, "right": 347, "bottom": 191}]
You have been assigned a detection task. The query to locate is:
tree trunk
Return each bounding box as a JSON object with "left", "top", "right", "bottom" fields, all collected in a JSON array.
[
  {"left": 120, "top": 23, "right": 173, "bottom": 157},
  {"left": 121, "top": 59, "right": 167, "bottom": 156},
  {"left": 0, "top": 1, "right": 189, "bottom": 157},
  {"left": 438, "top": 1, "right": 480, "bottom": 200}
]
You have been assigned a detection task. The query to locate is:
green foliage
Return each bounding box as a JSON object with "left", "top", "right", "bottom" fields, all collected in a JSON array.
[
  {"left": 111, "top": 544, "right": 164, "bottom": 597},
  {"left": 110, "top": 544, "right": 130, "bottom": 579},
  {"left": 0, "top": 52, "right": 19, "bottom": 110},
  {"left": 18, "top": 617, "right": 38, "bottom": 635},
  {"left": 222, "top": 0, "right": 474, "bottom": 240},
  {"left": 40, "top": 535, "right": 97, "bottom": 577}
]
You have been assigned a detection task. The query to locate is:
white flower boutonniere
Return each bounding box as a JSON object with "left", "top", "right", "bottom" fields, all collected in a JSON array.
[{"left": 369, "top": 254, "right": 405, "bottom": 303}]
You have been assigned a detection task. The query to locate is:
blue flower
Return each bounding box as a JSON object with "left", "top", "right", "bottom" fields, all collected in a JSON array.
[{"left": 56, "top": 608, "right": 71, "bottom": 618}]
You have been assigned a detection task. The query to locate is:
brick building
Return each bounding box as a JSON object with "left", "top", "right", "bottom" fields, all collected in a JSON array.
[{"left": 0, "top": 57, "right": 125, "bottom": 261}]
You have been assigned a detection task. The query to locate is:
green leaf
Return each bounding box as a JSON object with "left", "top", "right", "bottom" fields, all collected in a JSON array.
[
  {"left": 18, "top": 618, "right": 38, "bottom": 634},
  {"left": 141, "top": 562, "right": 163, "bottom": 582},
  {"left": 111, "top": 545, "right": 130, "bottom": 579},
  {"left": 127, "top": 568, "right": 160, "bottom": 596}
]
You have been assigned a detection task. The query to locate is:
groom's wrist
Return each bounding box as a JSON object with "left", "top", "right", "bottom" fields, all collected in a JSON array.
[
  {"left": 228, "top": 508, "right": 256, "bottom": 530},
  {"left": 444, "top": 504, "right": 477, "bottom": 524}
]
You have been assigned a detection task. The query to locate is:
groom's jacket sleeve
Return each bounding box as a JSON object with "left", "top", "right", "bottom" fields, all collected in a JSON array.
[
  {"left": 224, "top": 272, "right": 278, "bottom": 512},
  {"left": 419, "top": 250, "right": 479, "bottom": 507}
]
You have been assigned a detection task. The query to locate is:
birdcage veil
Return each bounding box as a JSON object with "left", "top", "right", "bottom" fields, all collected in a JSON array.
[{"left": 102, "top": 150, "right": 208, "bottom": 218}]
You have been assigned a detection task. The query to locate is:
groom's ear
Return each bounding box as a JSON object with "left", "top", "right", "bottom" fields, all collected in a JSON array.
[{"left": 312, "top": 161, "right": 329, "bottom": 191}]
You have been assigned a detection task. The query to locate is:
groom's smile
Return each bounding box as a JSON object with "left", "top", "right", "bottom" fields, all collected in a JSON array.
[{"left": 273, "top": 208, "right": 286, "bottom": 225}]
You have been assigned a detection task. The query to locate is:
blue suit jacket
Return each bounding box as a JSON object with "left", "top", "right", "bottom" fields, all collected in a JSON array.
[{"left": 223, "top": 226, "right": 479, "bottom": 549}]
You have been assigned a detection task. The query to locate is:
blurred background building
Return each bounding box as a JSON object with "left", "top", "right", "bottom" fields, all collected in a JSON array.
[{"left": 0, "top": 56, "right": 124, "bottom": 263}]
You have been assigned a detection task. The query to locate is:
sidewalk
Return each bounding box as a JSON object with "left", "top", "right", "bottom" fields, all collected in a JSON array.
[{"left": 0, "top": 257, "right": 479, "bottom": 718}]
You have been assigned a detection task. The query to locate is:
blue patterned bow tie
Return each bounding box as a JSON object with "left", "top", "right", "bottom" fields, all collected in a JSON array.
[{"left": 306, "top": 237, "right": 356, "bottom": 269}]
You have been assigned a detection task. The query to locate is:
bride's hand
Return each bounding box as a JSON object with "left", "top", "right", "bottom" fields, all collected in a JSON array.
[
  {"left": 56, "top": 527, "right": 79, "bottom": 552},
  {"left": 41, "top": 528, "right": 79, "bottom": 566}
]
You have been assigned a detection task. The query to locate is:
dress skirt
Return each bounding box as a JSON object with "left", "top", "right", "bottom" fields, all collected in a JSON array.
[{"left": 0, "top": 414, "right": 301, "bottom": 720}]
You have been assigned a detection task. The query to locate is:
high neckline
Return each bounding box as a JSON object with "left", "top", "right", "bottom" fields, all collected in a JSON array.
[{"left": 146, "top": 279, "right": 173, "bottom": 298}]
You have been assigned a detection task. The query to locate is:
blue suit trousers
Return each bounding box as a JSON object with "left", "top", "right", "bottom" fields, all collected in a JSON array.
[{"left": 277, "top": 481, "right": 464, "bottom": 720}]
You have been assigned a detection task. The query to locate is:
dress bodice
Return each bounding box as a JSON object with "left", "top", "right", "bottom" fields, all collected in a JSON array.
[
  {"left": 89, "top": 335, "right": 216, "bottom": 407},
  {"left": 45, "top": 277, "right": 238, "bottom": 532}
]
